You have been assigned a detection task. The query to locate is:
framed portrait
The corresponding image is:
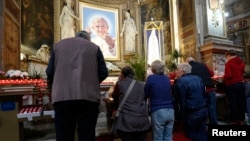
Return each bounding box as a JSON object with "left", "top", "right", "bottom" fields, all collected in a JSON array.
[
  {"left": 79, "top": 2, "right": 120, "bottom": 61},
  {"left": 144, "top": 21, "right": 164, "bottom": 66}
]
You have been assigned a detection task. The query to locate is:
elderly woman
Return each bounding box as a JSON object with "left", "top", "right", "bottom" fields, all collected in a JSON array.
[
  {"left": 110, "top": 66, "right": 150, "bottom": 141},
  {"left": 173, "top": 63, "right": 208, "bottom": 141},
  {"left": 144, "top": 60, "right": 174, "bottom": 141}
]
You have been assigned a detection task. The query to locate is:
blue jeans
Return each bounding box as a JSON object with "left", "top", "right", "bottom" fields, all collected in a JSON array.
[
  {"left": 151, "top": 108, "right": 174, "bottom": 141},
  {"left": 53, "top": 100, "right": 99, "bottom": 141},
  {"left": 206, "top": 90, "right": 218, "bottom": 125}
]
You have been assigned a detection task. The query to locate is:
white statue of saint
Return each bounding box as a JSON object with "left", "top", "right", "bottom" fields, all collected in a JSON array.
[
  {"left": 147, "top": 29, "right": 160, "bottom": 65},
  {"left": 59, "top": 0, "right": 79, "bottom": 39},
  {"left": 120, "top": 10, "right": 138, "bottom": 53}
]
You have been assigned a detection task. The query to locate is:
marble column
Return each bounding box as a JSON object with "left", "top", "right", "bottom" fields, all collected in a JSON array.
[{"left": 195, "top": 0, "right": 243, "bottom": 75}]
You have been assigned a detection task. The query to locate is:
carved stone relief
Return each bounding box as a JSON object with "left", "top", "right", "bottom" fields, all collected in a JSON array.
[{"left": 213, "top": 54, "right": 226, "bottom": 76}]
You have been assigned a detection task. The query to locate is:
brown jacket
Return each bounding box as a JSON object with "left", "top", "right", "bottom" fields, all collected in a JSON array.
[{"left": 47, "top": 37, "right": 108, "bottom": 103}]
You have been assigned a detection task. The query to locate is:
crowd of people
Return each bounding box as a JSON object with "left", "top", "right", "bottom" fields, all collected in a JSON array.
[{"left": 46, "top": 26, "right": 249, "bottom": 141}]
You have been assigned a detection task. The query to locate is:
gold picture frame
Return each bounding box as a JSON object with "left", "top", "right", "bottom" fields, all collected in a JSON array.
[{"left": 79, "top": 2, "right": 120, "bottom": 61}]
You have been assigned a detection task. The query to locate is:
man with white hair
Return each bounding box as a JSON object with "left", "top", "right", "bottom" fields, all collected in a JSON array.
[
  {"left": 186, "top": 57, "right": 218, "bottom": 125},
  {"left": 173, "top": 63, "right": 208, "bottom": 141}
]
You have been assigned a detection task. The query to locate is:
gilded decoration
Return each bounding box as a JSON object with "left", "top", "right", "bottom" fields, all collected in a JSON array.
[
  {"left": 179, "top": 0, "right": 193, "bottom": 28},
  {"left": 140, "top": 0, "right": 171, "bottom": 56},
  {"left": 20, "top": 0, "right": 186, "bottom": 70},
  {"left": 79, "top": 2, "right": 120, "bottom": 61},
  {"left": 178, "top": 0, "right": 196, "bottom": 62}
]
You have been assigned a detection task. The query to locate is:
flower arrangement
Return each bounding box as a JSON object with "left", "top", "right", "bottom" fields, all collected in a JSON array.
[{"left": 5, "top": 70, "right": 29, "bottom": 79}]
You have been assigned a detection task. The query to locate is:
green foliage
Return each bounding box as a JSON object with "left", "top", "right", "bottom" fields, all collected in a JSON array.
[
  {"left": 166, "top": 49, "right": 182, "bottom": 72},
  {"left": 168, "top": 62, "right": 177, "bottom": 72},
  {"left": 172, "top": 49, "right": 180, "bottom": 59},
  {"left": 30, "top": 69, "right": 41, "bottom": 79},
  {"left": 127, "top": 56, "right": 146, "bottom": 81}
]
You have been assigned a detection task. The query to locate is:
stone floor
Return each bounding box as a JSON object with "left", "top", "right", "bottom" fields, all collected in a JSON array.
[
  {"left": 22, "top": 119, "right": 230, "bottom": 141},
  {"left": 22, "top": 119, "right": 117, "bottom": 141},
  {"left": 23, "top": 120, "right": 56, "bottom": 141}
]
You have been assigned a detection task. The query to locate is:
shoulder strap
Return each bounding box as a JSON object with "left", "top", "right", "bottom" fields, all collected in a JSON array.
[{"left": 115, "top": 80, "right": 136, "bottom": 117}]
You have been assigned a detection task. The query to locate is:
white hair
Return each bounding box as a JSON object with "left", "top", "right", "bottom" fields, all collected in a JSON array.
[
  {"left": 186, "top": 57, "right": 195, "bottom": 63},
  {"left": 177, "top": 63, "right": 192, "bottom": 74}
]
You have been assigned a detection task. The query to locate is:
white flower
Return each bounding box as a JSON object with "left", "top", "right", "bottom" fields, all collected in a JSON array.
[
  {"left": 5, "top": 70, "right": 29, "bottom": 78},
  {"left": 21, "top": 72, "right": 29, "bottom": 78}
]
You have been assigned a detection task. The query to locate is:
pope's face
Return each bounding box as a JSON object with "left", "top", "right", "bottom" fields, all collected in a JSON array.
[{"left": 92, "top": 19, "right": 109, "bottom": 38}]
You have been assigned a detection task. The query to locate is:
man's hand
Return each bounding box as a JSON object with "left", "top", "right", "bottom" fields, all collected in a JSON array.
[{"left": 104, "top": 35, "right": 115, "bottom": 48}]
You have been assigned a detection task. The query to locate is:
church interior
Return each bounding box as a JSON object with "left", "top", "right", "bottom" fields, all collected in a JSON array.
[{"left": 0, "top": 0, "right": 250, "bottom": 141}]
